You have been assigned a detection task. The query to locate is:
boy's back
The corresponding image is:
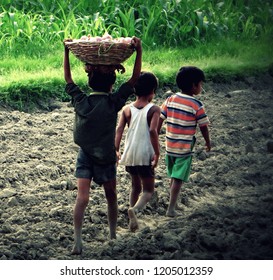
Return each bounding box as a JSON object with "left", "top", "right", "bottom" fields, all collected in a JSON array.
[
  {"left": 66, "top": 82, "right": 134, "bottom": 165},
  {"left": 158, "top": 65, "right": 211, "bottom": 217},
  {"left": 161, "top": 91, "right": 209, "bottom": 157}
]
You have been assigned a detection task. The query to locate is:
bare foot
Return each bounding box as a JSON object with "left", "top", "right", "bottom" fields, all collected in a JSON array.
[
  {"left": 71, "top": 242, "right": 82, "bottom": 255},
  {"left": 128, "top": 208, "right": 139, "bottom": 232},
  {"left": 166, "top": 209, "right": 182, "bottom": 218},
  {"left": 166, "top": 209, "right": 177, "bottom": 217},
  {"left": 175, "top": 203, "right": 184, "bottom": 210}
]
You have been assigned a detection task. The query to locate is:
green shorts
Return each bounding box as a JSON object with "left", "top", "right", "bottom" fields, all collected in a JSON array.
[
  {"left": 165, "top": 136, "right": 195, "bottom": 182},
  {"left": 166, "top": 155, "right": 193, "bottom": 182}
]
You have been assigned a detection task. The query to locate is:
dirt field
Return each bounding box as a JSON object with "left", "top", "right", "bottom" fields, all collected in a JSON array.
[{"left": 0, "top": 73, "right": 273, "bottom": 260}]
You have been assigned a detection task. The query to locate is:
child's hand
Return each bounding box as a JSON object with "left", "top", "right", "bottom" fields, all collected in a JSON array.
[
  {"left": 151, "top": 154, "right": 159, "bottom": 169},
  {"left": 64, "top": 38, "right": 73, "bottom": 43},
  {"left": 131, "top": 36, "right": 142, "bottom": 52},
  {"left": 116, "top": 150, "right": 121, "bottom": 166},
  {"left": 63, "top": 38, "right": 73, "bottom": 50}
]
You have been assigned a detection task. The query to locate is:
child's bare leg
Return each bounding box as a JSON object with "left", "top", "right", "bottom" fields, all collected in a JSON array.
[
  {"left": 129, "top": 175, "right": 141, "bottom": 207},
  {"left": 128, "top": 208, "right": 139, "bottom": 232},
  {"left": 132, "top": 191, "right": 153, "bottom": 210},
  {"left": 128, "top": 175, "right": 141, "bottom": 232},
  {"left": 103, "top": 179, "right": 117, "bottom": 239},
  {"left": 166, "top": 178, "right": 182, "bottom": 217},
  {"left": 128, "top": 177, "right": 154, "bottom": 232},
  {"left": 72, "top": 178, "right": 91, "bottom": 255},
  {"left": 133, "top": 177, "right": 154, "bottom": 211}
]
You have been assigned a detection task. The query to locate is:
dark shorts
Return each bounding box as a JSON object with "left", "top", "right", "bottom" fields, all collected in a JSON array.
[
  {"left": 125, "top": 165, "right": 155, "bottom": 178},
  {"left": 75, "top": 148, "right": 116, "bottom": 184}
]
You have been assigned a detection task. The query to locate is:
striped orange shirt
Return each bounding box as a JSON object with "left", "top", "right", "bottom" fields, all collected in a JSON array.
[{"left": 161, "top": 92, "right": 209, "bottom": 157}]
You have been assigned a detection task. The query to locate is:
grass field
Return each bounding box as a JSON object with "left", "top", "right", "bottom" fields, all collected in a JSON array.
[{"left": 0, "top": 0, "right": 272, "bottom": 110}]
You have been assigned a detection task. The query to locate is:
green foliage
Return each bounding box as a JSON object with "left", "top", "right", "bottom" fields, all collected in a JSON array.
[
  {"left": 1, "top": 37, "right": 272, "bottom": 111},
  {"left": 1, "top": 0, "right": 272, "bottom": 56},
  {"left": 0, "top": 0, "right": 272, "bottom": 110}
]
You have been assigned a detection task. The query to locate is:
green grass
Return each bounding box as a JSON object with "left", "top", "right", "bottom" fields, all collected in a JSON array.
[
  {"left": 0, "top": 0, "right": 272, "bottom": 110},
  {"left": 1, "top": 37, "right": 272, "bottom": 111}
]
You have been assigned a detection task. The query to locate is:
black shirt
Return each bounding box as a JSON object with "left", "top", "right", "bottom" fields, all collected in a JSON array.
[{"left": 65, "top": 82, "right": 135, "bottom": 164}]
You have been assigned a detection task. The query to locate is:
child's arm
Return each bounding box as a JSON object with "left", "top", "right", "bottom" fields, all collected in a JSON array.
[
  {"left": 200, "top": 125, "right": 211, "bottom": 152},
  {"left": 149, "top": 106, "right": 161, "bottom": 168},
  {"left": 110, "top": 37, "right": 141, "bottom": 111},
  {"left": 64, "top": 40, "right": 93, "bottom": 116},
  {"left": 64, "top": 40, "right": 74, "bottom": 84},
  {"left": 157, "top": 117, "right": 164, "bottom": 134},
  {"left": 127, "top": 37, "right": 142, "bottom": 86},
  {"left": 115, "top": 108, "right": 128, "bottom": 161}
]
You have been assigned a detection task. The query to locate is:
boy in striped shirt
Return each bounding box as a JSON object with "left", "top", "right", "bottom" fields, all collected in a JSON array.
[{"left": 158, "top": 66, "right": 211, "bottom": 217}]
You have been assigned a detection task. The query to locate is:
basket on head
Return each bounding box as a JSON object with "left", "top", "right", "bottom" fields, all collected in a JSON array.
[{"left": 64, "top": 40, "right": 135, "bottom": 65}]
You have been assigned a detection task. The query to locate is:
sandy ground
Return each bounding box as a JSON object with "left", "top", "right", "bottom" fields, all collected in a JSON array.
[{"left": 0, "top": 74, "right": 273, "bottom": 260}]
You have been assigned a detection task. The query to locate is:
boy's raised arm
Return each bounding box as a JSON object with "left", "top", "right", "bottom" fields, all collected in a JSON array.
[
  {"left": 64, "top": 40, "right": 74, "bottom": 84},
  {"left": 127, "top": 37, "right": 142, "bottom": 86}
]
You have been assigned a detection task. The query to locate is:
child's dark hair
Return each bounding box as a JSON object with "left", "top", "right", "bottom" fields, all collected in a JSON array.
[
  {"left": 135, "top": 71, "right": 158, "bottom": 97},
  {"left": 85, "top": 64, "right": 126, "bottom": 92},
  {"left": 176, "top": 66, "right": 205, "bottom": 92},
  {"left": 88, "top": 71, "right": 116, "bottom": 92}
]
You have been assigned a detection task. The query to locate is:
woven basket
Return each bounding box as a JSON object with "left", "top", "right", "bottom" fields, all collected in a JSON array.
[{"left": 65, "top": 40, "right": 135, "bottom": 65}]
